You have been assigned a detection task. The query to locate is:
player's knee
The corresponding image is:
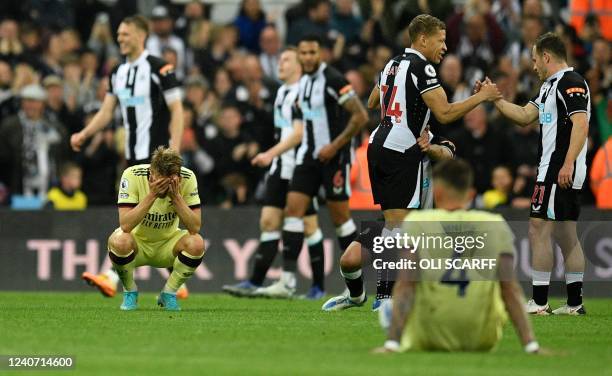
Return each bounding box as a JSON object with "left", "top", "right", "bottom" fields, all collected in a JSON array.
[
  {"left": 260, "top": 215, "right": 280, "bottom": 232},
  {"left": 109, "top": 231, "right": 135, "bottom": 255},
  {"left": 184, "top": 234, "right": 205, "bottom": 257},
  {"left": 303, "top": 217, "right": 318, "bottom": 237},
  {"left": 528, "top": 219, "right": 547, "bottom": 241},
  {"left": 329, "top": 209, "right": 350, "bottom": 227},
  {"left": 340, "top": 243, "right": 361, "bottom": 270}
]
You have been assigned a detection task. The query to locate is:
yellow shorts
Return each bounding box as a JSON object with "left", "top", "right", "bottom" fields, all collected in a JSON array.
[{"left": 109, "top": 227, "right": 189, "bottom": 268}]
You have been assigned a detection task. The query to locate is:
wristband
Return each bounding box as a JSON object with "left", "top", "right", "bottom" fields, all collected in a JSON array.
[
  {"left": 524, "top": 341, "right": 539, "bottom": 353},
  {"left": 384, "top": 340, "right": 400, "bottom": 352}
]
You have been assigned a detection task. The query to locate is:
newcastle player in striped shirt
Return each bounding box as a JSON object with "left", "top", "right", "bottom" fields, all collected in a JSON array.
[
  {"left": 476, "top": 32, "right": 589, "bottom": 315},
  {"left": 71, "top": 15, "right": 187, "bottom": 300},
  {"left": 256, "top": 35, "right": 368, "bottom": 297},
  {"left": 221, "top": 47, "right": 326, "bottom": 299},
  {"left": 322, "top": 14, "right": 500, "bottom": 311}
]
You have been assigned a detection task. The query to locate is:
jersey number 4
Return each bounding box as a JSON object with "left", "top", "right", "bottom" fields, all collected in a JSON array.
[
  {"left": 441, "top": 252, "right": 470, "bottom": 297},
  {"left": 380, "top": 85, "right": 403, "bottom": 123}
]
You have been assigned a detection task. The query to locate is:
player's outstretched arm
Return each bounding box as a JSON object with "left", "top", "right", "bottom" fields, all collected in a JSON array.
[
  {"left": 252, "top": 120, "right": 304, "bottom": 167},
  {"left": 318, "top": 96, "right": 368, "bottom": 162},
  {"left": 71, "top": 94, "right": 117, "bottom": 151},
  {"left": 367, "top": 84, "right": 380, "bottom": 109},
  {"left": 422, "top": 83, "right": 501, "bottom": 124},
  {"left": 494, "top": 99, "right": 539, "bottom": 127},
  {"left": 499, "top": 254, "right": 541, "bottom": 354},
  {"left": 167, "top": 100, "right": 184, "bottom": 153}
]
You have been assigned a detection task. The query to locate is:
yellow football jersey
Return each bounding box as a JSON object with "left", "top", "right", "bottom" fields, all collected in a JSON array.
[
  {"left": 400, "top": 209, "right": 515, "bottom": 351},
  {"left": 117, "top": 164, "right": 200, "bottom": 243}
]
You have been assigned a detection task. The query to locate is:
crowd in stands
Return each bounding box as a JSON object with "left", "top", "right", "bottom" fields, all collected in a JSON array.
[{"left": 0, "top": 0, "right": 609, "bottom": 209}]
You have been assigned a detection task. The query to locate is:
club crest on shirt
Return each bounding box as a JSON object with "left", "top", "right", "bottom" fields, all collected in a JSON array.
[{"left": 120, "top": 178, "right": 129, "bottom": 191}]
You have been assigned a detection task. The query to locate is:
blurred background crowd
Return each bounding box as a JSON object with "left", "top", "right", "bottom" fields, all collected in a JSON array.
[{"left": 0, "top": 0, "right": 609, "bottom": 210}]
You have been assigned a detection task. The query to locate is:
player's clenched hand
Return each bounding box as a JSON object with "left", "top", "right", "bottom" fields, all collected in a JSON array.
[
  {"left": 251, "top": 152, "right": 273, "bottom": 167},
  {"left": 473, "top": 77, "right": 493, "bottom": 95},
  {"left": 70, "top": 132, "right": 87, "bottom": 152},
  {"left": 479, "top": 82, "right": 502, "bottom": 102},
  {"left": 557, "top": 162, "right": 574, "bottom": 189},
  {"left": 417, "top": 126, "right": 431, "bottom": 153},
  {"left": 318, "top": 144, "right": 338, "bottom": 163}
]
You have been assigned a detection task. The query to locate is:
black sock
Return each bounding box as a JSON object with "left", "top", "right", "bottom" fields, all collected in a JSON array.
[
  {"left": 308, "top": 240, "right": 324, "bottom": 290},
  {"left": 249, "top": 239, "right": 279, "bottom": 286},
  {"left": 532, "top": 285, "right": 549, "bottom": 306},
  {"left": 342, "top": 269, "right": 364, "bottom": 299},
  {"left": 567, "top": 282, "right": 583, "bottom": 306},
  {"left": 282, "top": 230, "right": 303, "bottom": 272}
]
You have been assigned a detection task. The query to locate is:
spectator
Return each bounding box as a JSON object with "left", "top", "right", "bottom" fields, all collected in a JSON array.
[
  {"left": 286, "top": 0, "right": 331, "bottom": 46},
  {"left": 147, "top": 5, "right": 187, "bottom": 80},
  {"left": 185, "top": 74, "right": 218, "bottom": 127},
  {"left": 431, "top": 54, "right": 471, "bottom": 137},
  {"left": 0, "top": 84, "right": 66, "bottom": 200},
  {"left": 194, "top": 24, "right": 238, "bottom": 83},
  {"left": 43, "top": 75, "right": 82, "bottom": 135},
  {"left": 449, "top": 105, "right": 514, "bottom": 194},
  {"left": 175, "top": 1, "right": 209, "bottom": 41},
  {"left": 590, "top": 136, "right": 612, "bottom": 208},
  {"left": 78, "top": 102, "right": 119, "bottom": 206},
  {"left": 233, "top": 0, "right": 267, "bottom": 53},
  {"left": 0, "top": 59, "right": 16, "bottom": 118},
  {"left": 331, "top": 0, "right": 363, "bottom": 45},
  {"left": 213, "top": 67, "right": 234, "bottom": 101},
  {"left": 46, "top": 161, "right": 87, "bottom": 210},
  {"left": 186, "top": 19, "right": 213, "bottom": 77},
  {"left": 0, "top": 19, "right": 23, "bottom": 65},
  {"left": 40, "top": 31, "right": 64, "bottom": 77},
  {"left": 259, "top": 25, "right": 281, "bottom": 82},
  {"left": 349, "top": 131, "right": 378, "bottom": 209},
  {"left": 483, "top": 165, "right": 514, "bottom": 209},
  {"left": 491, "top": 0, "right": 521, "bottom": 41},
  {"left": 87, "top": 13, "right": 120, "bottom": 68}
]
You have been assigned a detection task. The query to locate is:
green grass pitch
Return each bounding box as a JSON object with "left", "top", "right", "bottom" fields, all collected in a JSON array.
[{"left": 0, "top": 292, "right": 610, "bottom": 375}]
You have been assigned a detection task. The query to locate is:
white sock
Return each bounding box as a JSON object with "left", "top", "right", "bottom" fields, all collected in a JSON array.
[
  {"left": 532, "top": 270, "right": 551, "bottom": 286},
  {"left": 281, "top": 271, "right": 296, "bottom": 289}
]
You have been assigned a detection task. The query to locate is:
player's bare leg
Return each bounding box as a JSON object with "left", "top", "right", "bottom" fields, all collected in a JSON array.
[
  {"left": 107, "top": 229, "right": 139, "bottom": 310},
  {"left": 158, "top": 233, "right": 206, "bottom": 311},
  {"left": 552, "top": 221, "right": 586, "bottom": 315},
  {"left": 322, "top": 240, "right": 366, "bottom": 311},
  {"left": 527, "top": 218, "right": 554, "bottom": 314}
]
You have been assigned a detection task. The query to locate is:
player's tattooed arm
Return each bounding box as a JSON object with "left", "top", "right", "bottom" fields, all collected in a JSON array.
[
  {"left": 498, "top": 254, "right": 538, "bottom": 349},
  {"left": 318, "top": 96, "right": 368, "bottom": 162},
  {"left": 387, "top": 280, "right": 416, "bottom": 343}
]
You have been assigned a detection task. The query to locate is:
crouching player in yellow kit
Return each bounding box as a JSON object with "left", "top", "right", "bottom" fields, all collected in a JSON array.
[
  {"left": 108, "top": 146, "right": 205, "bottom": 311},
  {"left": 375, "top": 159, "right": 546, "bottom": 354}
]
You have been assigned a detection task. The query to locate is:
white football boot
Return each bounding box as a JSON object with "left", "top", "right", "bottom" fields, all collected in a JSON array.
[
  {"left": 526, "top": 299, "right": 552, "bottom": 315},
  {"left": 253, "top": 272, "right": 296, "bottom": 298},
  {"left": 552, "top": 304, "right": 586, "bottom": 315}
]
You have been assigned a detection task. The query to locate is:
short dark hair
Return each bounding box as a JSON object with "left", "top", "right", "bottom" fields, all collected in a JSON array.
[
  {"left": 60, "top": 161, "right": 81, "bottom": 177},
  {"left": 534, "top": 32, "right": 567, "bottom": 61},
  {"left": 408, "top": 14, "right": 446, "bottom": 44},
  {"left": 298, "top": 34, "right": 322, "bottom": 46},
  {"left": 432, "top": 159, "right": 473, "bottom": 194},
  {"left": 122, "top": 15, "right": 149, "bottom": 36}
]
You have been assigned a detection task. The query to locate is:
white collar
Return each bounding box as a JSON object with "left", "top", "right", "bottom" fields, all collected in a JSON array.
[
  {"left": 309, "top": 62, "right": 327, "bottom": 77},
  {"left": 546, "top": 67, "right": 573, "bottom": 82},
  {"left": 405, "top": 48, "right": 427, "bottom": 61},
  {"left": 127, "top": 50, "right": 149, "bottom": 66}
]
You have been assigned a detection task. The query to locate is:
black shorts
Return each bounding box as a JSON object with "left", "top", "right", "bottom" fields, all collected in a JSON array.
[
  {"left": 367, "top": 143, "right": 423, "bottom": 211},
  {"left": 289, "top": 157, "right": 350, "bottom": 201},
  {"left": 262, "top": 172, "right": 318, "bottom": 215},
  {"left": 529, "top": 181, "right": 581, "bottom": 221}
]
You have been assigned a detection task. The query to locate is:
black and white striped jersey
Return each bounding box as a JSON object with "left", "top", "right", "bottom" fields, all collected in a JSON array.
[
  {"left": 528, "top": 67, "right": 590, "bottom": 188},
  {"left": 270, "top": 82, "right": 301, "bottom": 180},
  {"left": 369, "top": 48, "right": 441, "bottom": 153},
  {"left": 108, "top": 50, "right": 182, "bottom": 162},
  {"left": 295, "top": 63, "right": 356, "bottom": 164}
]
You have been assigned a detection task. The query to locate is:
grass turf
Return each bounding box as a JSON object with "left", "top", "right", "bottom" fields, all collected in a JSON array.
[{"left": 0, "top": 292, "right": 610, "bottom": 376}]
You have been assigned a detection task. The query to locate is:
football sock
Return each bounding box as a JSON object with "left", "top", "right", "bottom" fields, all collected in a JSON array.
[
  {"left": 103, "top": 268, "right": 120, "bottom": 286},
  {"left": 307, "top": 229, "right": 325, "bottom": 290},
  {"left": 108, "top": 249, "right": 137, "bottom": 292},
  {"left": 249, "top": 231, "right": 281, "bottom": 286},
  {"left": 336, "top": 219, "right": 357, "bottom": 255},
  {"left": 566, "top": 272, "right": 584, "bottom": 306},
  {"left": 282, "top": 217, "right": 304, "bottom": 272},
  {"left": 163, "top": 251, "right": 203, "bottom": 293},
  {"left": 532, "top": 270, "right": 551, "bottom": 306},
  {"left": 341, "top": 268, "right": 364, "bottom": 301}
]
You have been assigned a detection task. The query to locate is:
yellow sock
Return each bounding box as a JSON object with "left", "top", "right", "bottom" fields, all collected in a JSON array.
[
  {"left": 164, "top": 251, "right": 203, "bottom": 293},
  {"left": 108, "top": 249, "right": 137, "bottom": 291}
]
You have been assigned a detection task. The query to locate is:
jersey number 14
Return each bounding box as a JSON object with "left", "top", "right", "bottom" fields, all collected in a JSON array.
[{"left": 381, "top": 85, "right": 403, "bottom": 123}]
